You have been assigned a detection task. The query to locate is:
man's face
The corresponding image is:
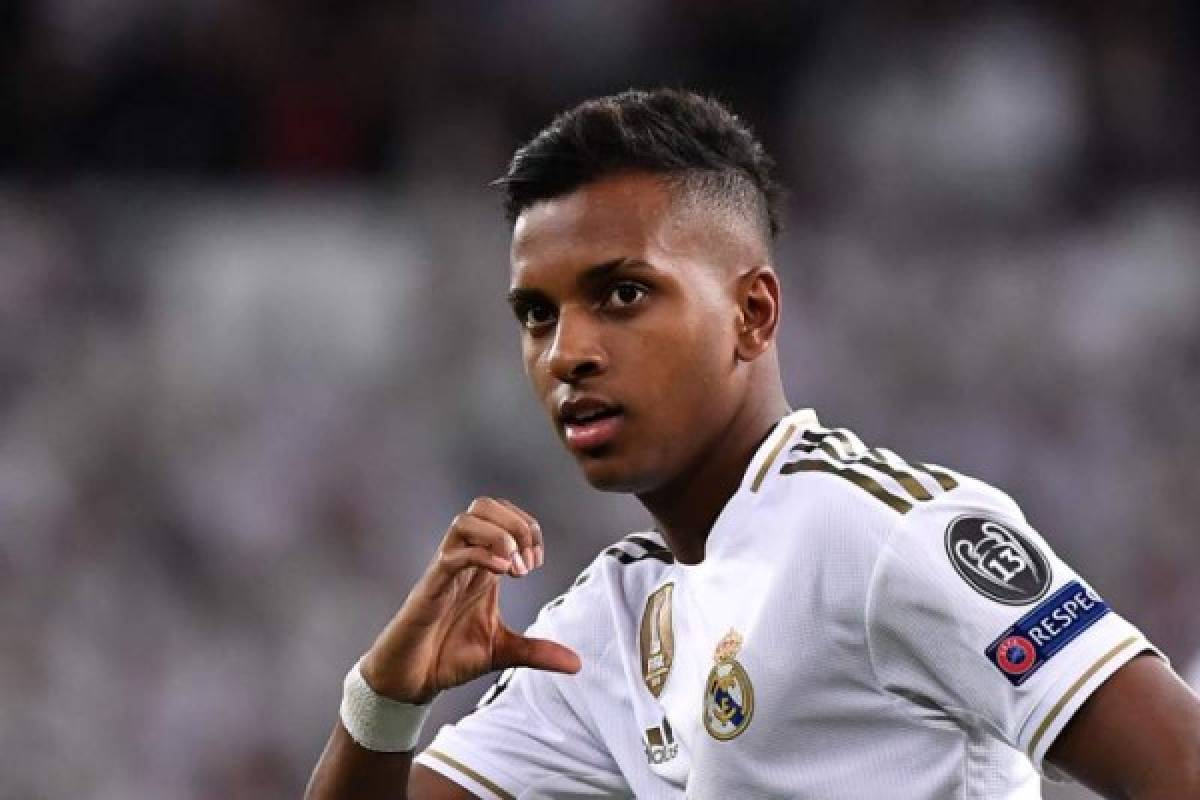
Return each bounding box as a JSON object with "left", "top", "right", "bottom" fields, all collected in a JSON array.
[{"left": 509, "top": 172, "right": 751, "bottom": 493}]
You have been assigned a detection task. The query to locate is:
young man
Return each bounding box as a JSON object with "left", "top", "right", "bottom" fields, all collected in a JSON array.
[{"left": 307, "top": 89, "right": 1200, "bottom": 798}]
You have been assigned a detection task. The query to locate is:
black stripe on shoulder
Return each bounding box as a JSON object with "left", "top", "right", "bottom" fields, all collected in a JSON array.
[
  {"left": 605, "top": 536, "right": 675, "bottom": 566},
  {"left": 798, "top": 427, "right": 866, "bottom": 460},
  {"left": 624, "top": 533, "right": 670, "bottom": 553}
]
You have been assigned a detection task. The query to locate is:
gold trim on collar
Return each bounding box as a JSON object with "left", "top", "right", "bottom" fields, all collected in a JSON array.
[{"left": 751, "top": 422, "right": 797, "bottom": 492}]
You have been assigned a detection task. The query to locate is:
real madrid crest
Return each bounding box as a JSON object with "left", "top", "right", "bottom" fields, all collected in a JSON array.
[
  {"left": 703, "top": 628, "right": 755, "bottom": 740},
  {"left": 640, "top": 583, "right": 675, "bottom": 697}
]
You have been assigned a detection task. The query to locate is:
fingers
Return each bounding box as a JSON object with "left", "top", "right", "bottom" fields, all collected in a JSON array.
[
  {"left": 496, "top": 497, "right": 544, "bottom": 569},
  {"left": 494, "top": 627, "right": 582, "bottom": 675},
  {"left": 441, "top": 497, "right": 544, "bottom": 578},
  {"left": 465, "top": 497, "right": 540, "bottom": 575},
  {"left": 476, "top": 496, "right": 541, "bottom": 573},
  {"left": 436, "top": 543, "right": 516, "bottom": 576},
  {"left": 448, "top": 513, "right": 520, "bottom": 568}
]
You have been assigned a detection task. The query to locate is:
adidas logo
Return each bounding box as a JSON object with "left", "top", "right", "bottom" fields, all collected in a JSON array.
[{"left": 643, "top": 717, "right": 679, "bottom": 765}]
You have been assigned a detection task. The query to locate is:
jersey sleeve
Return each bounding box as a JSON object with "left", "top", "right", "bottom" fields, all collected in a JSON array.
[
  {"left": 864, "top": 479, "right": 1163, "bottom": 777},
  {"left": 414, "top": 582, "right": 631, "bottom": 799}
]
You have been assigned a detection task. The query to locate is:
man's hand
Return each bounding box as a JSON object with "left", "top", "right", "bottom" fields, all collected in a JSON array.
[
  {"left": 305, "top": 497, "right": 579, "bottom": 800},
  {"left": 361, "top": 496, "right": 580, "bottom": 703}
]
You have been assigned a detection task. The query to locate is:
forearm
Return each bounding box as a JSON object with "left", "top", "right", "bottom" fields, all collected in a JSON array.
[{"left": 305, "top": 722, "right": 414, "bottom": 800}]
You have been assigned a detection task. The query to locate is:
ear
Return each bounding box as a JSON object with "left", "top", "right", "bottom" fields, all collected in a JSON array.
[{"left": 734, "top": 266, "right": 781, "bottom": 362}]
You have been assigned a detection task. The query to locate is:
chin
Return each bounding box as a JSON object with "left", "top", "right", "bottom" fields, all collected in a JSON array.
[{"left": 575, "top": 451, "right": 662, "bottom": 494}]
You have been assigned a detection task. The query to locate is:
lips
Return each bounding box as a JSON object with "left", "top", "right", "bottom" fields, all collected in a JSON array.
[{"left": 558, "top": 396, "right": 625, "bottom": 452}]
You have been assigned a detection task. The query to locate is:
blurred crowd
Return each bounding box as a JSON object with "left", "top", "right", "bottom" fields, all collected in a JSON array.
[{"left": 2, "top": 2, "right": 1198, "bottom": 798}]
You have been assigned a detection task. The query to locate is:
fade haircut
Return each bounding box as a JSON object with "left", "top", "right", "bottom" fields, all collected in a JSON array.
[{"left": 496, "top": 89, "right": 782, "bottom": 243}]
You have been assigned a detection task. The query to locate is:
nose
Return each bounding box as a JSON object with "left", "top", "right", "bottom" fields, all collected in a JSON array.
[{"left": 545, "top": 306, "right": 607, "bottom": 384}]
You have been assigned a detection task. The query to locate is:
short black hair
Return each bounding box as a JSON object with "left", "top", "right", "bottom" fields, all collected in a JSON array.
[{"left": 496, "top": 88, "right": 782, "bottom": 241}]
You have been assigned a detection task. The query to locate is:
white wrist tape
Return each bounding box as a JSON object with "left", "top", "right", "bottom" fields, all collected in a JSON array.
[{"left": 339, "top": 659, "right": 431, "bottom": 752}]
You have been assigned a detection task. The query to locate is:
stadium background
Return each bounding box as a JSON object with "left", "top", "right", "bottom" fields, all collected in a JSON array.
[{"left": 2, "top": 1, "right": 1198, "bottom": 797}]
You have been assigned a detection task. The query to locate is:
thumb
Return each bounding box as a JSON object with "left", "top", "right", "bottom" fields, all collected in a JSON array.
[{"left": 494, "top": 627, "right": 582, "bottom": 675}]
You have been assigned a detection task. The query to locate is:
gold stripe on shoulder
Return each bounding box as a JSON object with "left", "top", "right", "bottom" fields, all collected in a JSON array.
[
  {"left": 780, "top": 459, "right": 913, "bottom": 513},
  {"left": 866, "top": 448, "right": 933, "bottom": 501},
  {"left": 915, "top": 463, "right": 959, "bottom": 491},
  {"left": 1026, "top": 635, "right": 1139, "bottom": 758},
  {"left": 424, "top": 749, "right": 516, "bottom": 800},
  {"left": 751, "top": 422, "right": 797, "bottom": 493},
  {"left": 782, "top": 426, "right": 959, "bottom": 512}
]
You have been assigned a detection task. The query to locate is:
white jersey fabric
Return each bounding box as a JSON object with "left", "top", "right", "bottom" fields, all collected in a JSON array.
[{"left": 416, "top": 409, "right": 1159, "bottom": 799}]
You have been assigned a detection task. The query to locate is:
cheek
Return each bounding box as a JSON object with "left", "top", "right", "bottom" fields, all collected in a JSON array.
[
  {"left": 676, "top": 314, "right": 740, "bottom": 408},
  {"left": 521, "top": 342, "right": 548, "bottom": 393},
  {"left": 630, "top": 306, "right": 735, "bottom": 400},
  {"left": 668, "top": 301, "right": 736, "bottom": 366}
]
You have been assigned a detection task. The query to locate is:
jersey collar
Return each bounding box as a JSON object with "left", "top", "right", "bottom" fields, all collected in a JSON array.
[
  {"left": 743, "top": 408, "right": 818, "bottom": 495},
  {"left": 675, "top": 408, "right": 818, "bottom": 570}
]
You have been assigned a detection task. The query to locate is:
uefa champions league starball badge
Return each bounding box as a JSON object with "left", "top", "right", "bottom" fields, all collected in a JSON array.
[{"left": 703, "top": 628, "right": 754, "bottom": 740}]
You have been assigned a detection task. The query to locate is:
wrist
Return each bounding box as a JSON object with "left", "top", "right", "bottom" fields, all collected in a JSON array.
[
  {"left": 339, "top": 659, "right": 432, "bottom": 753},
  {"left": 359, "top": 648, "right": 439, "bottom": 705}
]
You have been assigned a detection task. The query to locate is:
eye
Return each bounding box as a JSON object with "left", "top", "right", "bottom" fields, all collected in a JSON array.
[
  {"left": 604, "top": 281, "right": 648, "bottom": 310},
  {"left": 517, "top": 301, "right": 557, "bottom": 332}
]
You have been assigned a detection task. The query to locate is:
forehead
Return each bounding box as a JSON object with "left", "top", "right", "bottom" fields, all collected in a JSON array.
[{"left": 510, "top": 173, "right": 686, "bottom": 286}]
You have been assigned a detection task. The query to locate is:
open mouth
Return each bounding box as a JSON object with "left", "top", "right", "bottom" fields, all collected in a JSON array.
[{"left": 560, "top": 401, "right": 625, "bottom": 451}]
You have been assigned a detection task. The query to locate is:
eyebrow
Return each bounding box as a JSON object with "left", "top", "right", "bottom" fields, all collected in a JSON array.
[{"left": 506, "top": 258, "right": 657, "bottom": 307}]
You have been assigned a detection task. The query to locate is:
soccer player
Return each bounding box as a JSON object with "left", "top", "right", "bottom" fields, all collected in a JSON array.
[{"left": 307, "top": 90, "right": 1200, "bottom": 798}]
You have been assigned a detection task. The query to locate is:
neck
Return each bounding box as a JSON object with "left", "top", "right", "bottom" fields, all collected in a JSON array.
[{"left": 637, "top": 387, "right": 790, "bottom": 564}]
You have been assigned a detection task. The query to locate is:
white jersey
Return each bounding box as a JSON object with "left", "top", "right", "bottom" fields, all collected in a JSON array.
[{"left": 416, "top": 409, "right": 1159, "bottom": 799}]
